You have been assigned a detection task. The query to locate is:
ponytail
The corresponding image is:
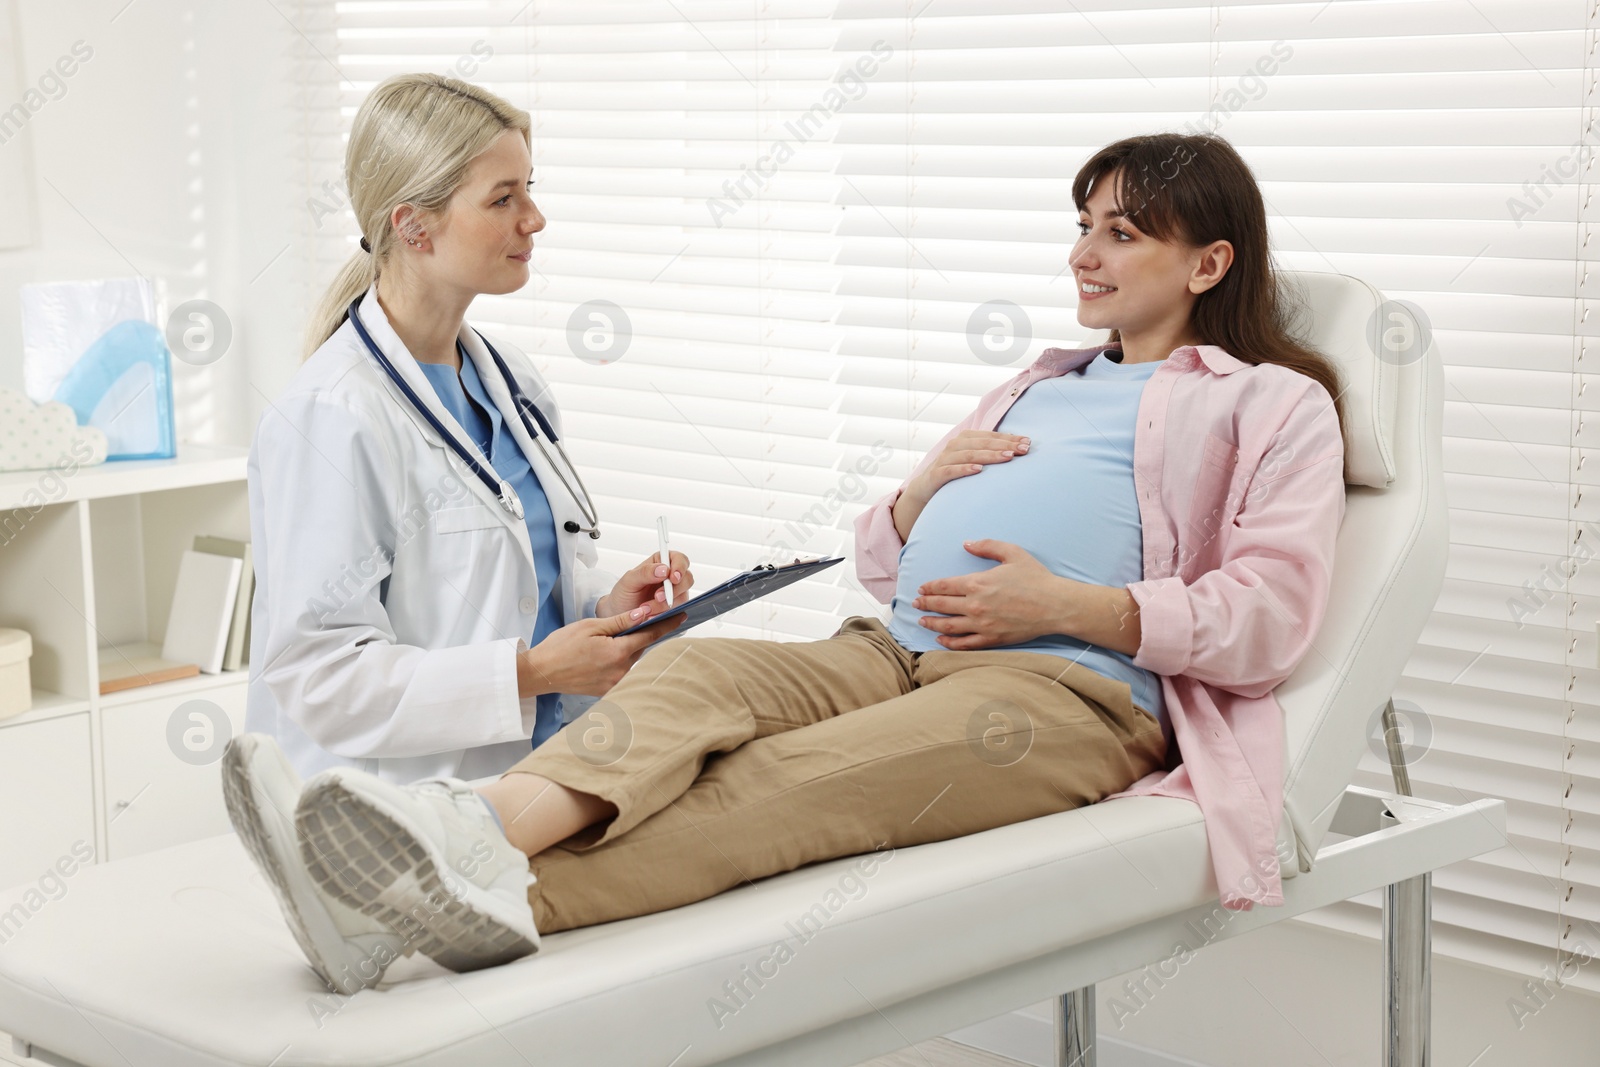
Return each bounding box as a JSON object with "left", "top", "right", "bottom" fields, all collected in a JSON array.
[{"left": 302, "top": 249, "right": 378, "bottom": 361}]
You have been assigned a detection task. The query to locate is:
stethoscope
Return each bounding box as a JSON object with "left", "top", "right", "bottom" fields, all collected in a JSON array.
[{"left": 346, "top": 297, "right": 602, "bottom": 539}]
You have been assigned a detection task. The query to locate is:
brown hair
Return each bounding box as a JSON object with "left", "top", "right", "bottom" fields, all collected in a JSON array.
[{"left": 1071, "top": 132, "right": 1348, "bottom": 460}]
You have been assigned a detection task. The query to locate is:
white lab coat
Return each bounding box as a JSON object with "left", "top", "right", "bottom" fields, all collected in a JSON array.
[{"left": 245, "top": 285, "right": 616, "bottom": 783}]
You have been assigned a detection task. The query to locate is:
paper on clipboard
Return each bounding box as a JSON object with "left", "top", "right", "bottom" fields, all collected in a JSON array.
[{"left": 615, "top": 556, "right": 845, "bottom": 640}]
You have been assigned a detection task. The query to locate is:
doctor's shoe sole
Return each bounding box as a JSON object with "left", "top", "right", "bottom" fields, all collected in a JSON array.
[
  {"left": 221, "top": 734, "right": 410, "bottom": 995},
  {"left": 295, "top": 773, "right": 540, "bottom": 973}
]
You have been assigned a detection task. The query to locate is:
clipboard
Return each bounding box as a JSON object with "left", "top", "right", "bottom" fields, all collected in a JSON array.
[{"left": 615, "top": 556, "right": 845, "bottom": 640}]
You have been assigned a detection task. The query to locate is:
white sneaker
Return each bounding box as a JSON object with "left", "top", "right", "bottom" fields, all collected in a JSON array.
[
  {"left": 295, "top": 768, "right": 540, "bottom": 973},
  {"left": 221, "top": 734, "right": 412, "bottom": 994}
]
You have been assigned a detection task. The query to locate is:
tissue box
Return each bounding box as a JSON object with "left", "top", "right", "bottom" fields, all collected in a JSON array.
[{"left": 0, "top": 629, "right": 33, "bottom": 722}]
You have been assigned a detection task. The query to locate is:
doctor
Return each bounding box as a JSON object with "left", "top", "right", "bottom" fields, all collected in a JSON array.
[{"left": 245, "top": 73, "right": 691, "bottom": 783}]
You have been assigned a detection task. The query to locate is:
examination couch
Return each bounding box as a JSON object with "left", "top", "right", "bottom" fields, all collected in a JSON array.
[{"left": 0, "top": 271, "right": 1505, "bottom": 1067}]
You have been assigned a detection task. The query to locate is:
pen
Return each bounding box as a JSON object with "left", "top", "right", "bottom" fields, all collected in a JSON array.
[{"left": 656, "top": 515, "right": 674, "bottom": 607}]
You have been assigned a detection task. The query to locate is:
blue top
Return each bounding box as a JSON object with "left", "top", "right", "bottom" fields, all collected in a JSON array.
[
  {"left": 417, "top": 346, "right": 567, "bottom": 748},
  {"left": 888, "top": 350, "right": 1166, "bottom": 726}
]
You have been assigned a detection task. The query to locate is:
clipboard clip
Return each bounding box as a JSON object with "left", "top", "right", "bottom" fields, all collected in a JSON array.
[{"left": 760, "top": 555, "right": 824, "bottom": 572}]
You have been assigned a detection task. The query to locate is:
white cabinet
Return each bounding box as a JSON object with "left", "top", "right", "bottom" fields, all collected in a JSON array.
[
  {"left": 0, "top": 714, "right": 94, "bottom": 891},
  {"left": 101, "top": 680, "right": 248, "bottom": 861},
  {"left": 0, "top": 447, "right": 250, "bottom": 884}
]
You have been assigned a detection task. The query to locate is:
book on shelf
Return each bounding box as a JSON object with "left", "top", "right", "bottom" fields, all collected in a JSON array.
[
  {"left": 95, "top": 534, "right": 254, "bottom": 695},
  {"left": 192, "top": 535, "right": 252, "bottom": 671}
]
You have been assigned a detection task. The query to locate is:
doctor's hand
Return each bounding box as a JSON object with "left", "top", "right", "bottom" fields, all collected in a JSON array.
[
  {"left": 910, "top": 539, "right": 1076, "bottom": 650},
  {"left": 517, "top": 607, "right": 686, "bottom": 698},
  {"left": 596, "top": 551, "right": 695, "bottom": 619}
]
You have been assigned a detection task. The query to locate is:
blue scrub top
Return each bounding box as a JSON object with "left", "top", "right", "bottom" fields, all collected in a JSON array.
[{"left": 417, "top": 345, "right": 566, "bottom": 748}]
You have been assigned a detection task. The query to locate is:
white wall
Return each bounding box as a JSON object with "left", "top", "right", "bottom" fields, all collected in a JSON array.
[{"left": 0, "top": 0, "right": 308, "bottom": 448}]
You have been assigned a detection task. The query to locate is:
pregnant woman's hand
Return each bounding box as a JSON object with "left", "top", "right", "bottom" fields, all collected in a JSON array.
[
  {"left": 911, "top": 539, "right": 1073, "bottom": 650},
  {"left": 517, "top": 607, "right": 686, "bottom": 697},
  {"left": 891, "top": 430, "right": 1031, "bottom": 540}
]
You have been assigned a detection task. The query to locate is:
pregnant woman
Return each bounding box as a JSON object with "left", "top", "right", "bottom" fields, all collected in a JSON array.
[{"left": 226, "top": 129, "right": 1348, "bottom": 994}]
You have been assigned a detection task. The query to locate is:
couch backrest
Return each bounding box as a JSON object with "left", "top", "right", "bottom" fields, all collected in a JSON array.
[{"left": 1275, "top": 270, "right": 1447, "bottom": 865}]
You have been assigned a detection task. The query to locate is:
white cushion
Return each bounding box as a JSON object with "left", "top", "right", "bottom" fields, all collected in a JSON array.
[
  {"left": 0, "top": 798, "right": 1209, "bottom": 1067},
  {"left": 1282, "top": 271, "right": 1398, "bottom": 490}
]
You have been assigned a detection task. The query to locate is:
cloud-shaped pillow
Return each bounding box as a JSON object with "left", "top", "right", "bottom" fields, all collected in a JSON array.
[{"left": 0, "top": 386, "right": 108, "bottom": 472}]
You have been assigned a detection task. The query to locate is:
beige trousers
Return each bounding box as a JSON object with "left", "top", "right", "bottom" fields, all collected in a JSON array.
[{"left": 503, "top": 616, "right": 1167, "bottom": 933}]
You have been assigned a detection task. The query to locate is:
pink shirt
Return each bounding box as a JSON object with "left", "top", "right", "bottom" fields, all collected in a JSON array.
[{"left": 852, "top": 342, "right": 1347, "bottom": 909}]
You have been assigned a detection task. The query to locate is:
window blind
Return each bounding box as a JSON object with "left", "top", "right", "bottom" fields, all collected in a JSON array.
[{"left": 829, "top": 0, "right": 1600, "bottom": 994}]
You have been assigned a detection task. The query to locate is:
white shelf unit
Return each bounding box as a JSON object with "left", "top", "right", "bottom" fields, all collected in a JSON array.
[{"left": 0, "top": 446, "right": 251, "bottom": 889}]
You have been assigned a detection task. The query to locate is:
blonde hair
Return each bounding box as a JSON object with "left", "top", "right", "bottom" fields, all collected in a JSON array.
[{"left": 302, "top": 73, "right": 531, "bottom": 360}]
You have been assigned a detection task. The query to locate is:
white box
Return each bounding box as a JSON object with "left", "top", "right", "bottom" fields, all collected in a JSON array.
[{"left": 0, "top": 628, "right": 33, "bottom": 721}]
